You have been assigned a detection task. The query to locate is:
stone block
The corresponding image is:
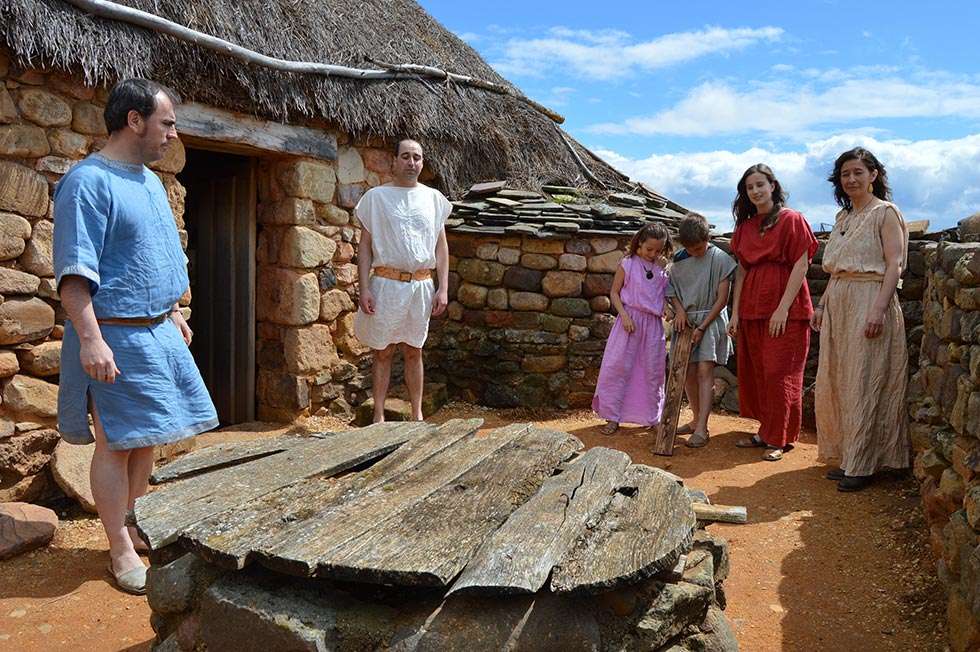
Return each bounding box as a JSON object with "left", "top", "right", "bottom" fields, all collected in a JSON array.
[
  {"left": 956, "top": 288, "right": 980, "bottom": 311},
  {"left": 17, "top": 88, "right": 71, "bottom": 127},
  {"left": 279, "top": 226, "right": 337, "bottom": 268},
  {"left": 47, "top": 128, "right": 89, "bottom": 158},
  {"left": 284, "top": 324, "right": 339, "bottom": 375},
  {"left": 915, "top": 448, "right": 951, "bottom": 483},
  {"left": 336, "top": 182, "right": 366, "bottom": 209},
  {"left": 257, "top": 370, "right": 309, "bottom": 410},
  {"left": 457, "top": 258, "right": 505, "bottom": 286},
  {"left": 550, "top": 298, "right": 591, "bottom": 318},
  {"left": 587, "top": 250, "right": 624, "bottom": 274},
  {"left": 0, "top": 160, "right": 49, "bottom": 216},
  {"left": 256, "top": 267, "right": 320, "bottom": 325},
  {"left": 0, "top": 87, "right": 16, "bottom": 123},
  {"left": 0, "top": 502, "right": 57, "bottom": 560},
  {"left": 953, "top": 437, "right": 978, "bottom": 481},
  {"left": 278, "top": 159, "right": 336, "bottom": 203},
  {"left": 335, "top": 146, "right": 365, "bottom": 184},
  {"left": 591, "top": 313, "right": 617, "bottom": 338},
  {"left": 149, "top": 138, "right": 186, "bottom": 174},
  {"left": 486, "top": 287, "right": 508, "bottom": 310},
  {"left": 475, "top": 243, "right": 499, "bottom": 260},
  {"left": 315, "top": 203, "right": 350, "bottom": 226},
  {"left": 584, "top": 273, "right": 614, "bottom": 298},
  {"left": 590, "top": 296, "right": 611, "bottom": 312},
  {"left": 0, "top": 124, "right": 49, "bottom": 157},
  {"left": 334, "top": 263, "right": 357, "bottom": 286},
  {"left": 948, "top": 588, "right": 980, "bottom": 652},
  {"left": 566, "top": 239, "right": 591, "bottom": 255},
  {"left": 569, "top": 325, "right": 590, "bottom": 341},
  {"left": 20, "top": 218, "right": 53, "bottom": 276},
  {"left": 542, "top": 270, "right": 583, "bottom": 298},
  {"left": 3, "top": 374, "right": 58, "bottom": 417},
  {"left": 71, "top": 101, "right": 106, "bottom": 135},
  {"left": 457, "top": 283, "right": 488, "bottom": 309},
  {"left": 497, "top": 247, "right": 521, "bottom": 265},
  {"left": 320, "top": 288, "right": 354, "bottom": 322},
  {"left": 558, "top": 253, "right": 587, "bottom": 271},
  {"left": 502, "top": 266, "right": 543, "bottom": 292},
  {"left": 0, "top": 297, "right": 54, "bottom": 345},
  {"left": 539, "top": 314, "right": 571, "bottom": 333},
  {"left": 35, "top": 155, "right": 72, "bottom": 175},
  {"left": 522, "top": 355, "right": 566, "bottom": 373},
  {"left": 147, "top": 552, "right": 227, "bottom": 615},
  {"left": 0, "top": 349, "right": 19, "bottom": 377},
  {"left": 590, "top": 237, "right": 619, "bottom": 254},
  {"left": 16, "top": 340, "right": 60, "bottom": 376},
  {"left": 335, "top": 311, "right": 369, "bottom": 357},
  {"left": 49, "top": 440, "right": 96, "bottom": 512},
  {"left": 520, "top": 253, "right": 558, "bottom": 271},
  {"left": 635, "top": 580, "right": 712, "bottom": 649},
  {"left": 509, "top": 291, "right": 549, "bottom": 312},
  {"left": 940, "top": 467, "right": 968, "bottom": 512},
  {"left": 522, "top": 239, "right": 565, "bottom": 254},
  {"left": 0, "top": 212, "right": 31, "bottom": 261},
  {"left": 361, "top": 147, "right": 393, "bottom": 173},
  {"left": 0, "top": 267, "right": 40, "bottom": 294},
  {"left": 260, "top": 198, "right": 316, "bottom": 226}
]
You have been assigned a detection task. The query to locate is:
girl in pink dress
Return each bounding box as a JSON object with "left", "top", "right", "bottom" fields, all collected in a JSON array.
[{"left": 593, "top": 223, "right": 672, "bottom": 435}]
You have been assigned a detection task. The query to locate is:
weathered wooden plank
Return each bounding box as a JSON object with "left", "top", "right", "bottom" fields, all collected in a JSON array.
[
  {"left": 150, "top": 435, "right": 313, "bottom": 484},
  {"left": 134, "top": 422, "right": 430, "bottom": 549},
  {"left": 176, "top": 102, "right": 338, "bottom": 160},
  {"left": 653, "top": 327, "right": 694, "bottom": 456},
  {"left": 254, "top": 423, "right": 579, "bottom": 579},
  {"left": 550, "top": 464, "right": 696, "bottom": 594},
  {"left": 178, "top": 419, "right": 484, "bottom": 570},
  {"left": 693, "top": 503, "right": 748, "bottom": 524},
  {"left": 448, "top": 446, "right": 631, "bottom": 596},
  {"left": 313, "top": 426, "right": 583, "bottom": 587}
]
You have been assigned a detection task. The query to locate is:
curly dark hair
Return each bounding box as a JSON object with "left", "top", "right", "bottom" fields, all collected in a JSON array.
[
  {"left": 828, "top": 147, "right": 892, "bottom": 210},
  {"left": 676, "top": 213, "right": 710, "bottom": 246},
  {"left": 628, "top": 222, "right": 673, "bottom": 260},
  {"left": 732, "top": 163, "right": 787, "bottom": 234}
]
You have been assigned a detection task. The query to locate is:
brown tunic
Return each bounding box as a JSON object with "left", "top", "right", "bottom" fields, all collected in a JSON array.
[{"left": 815, "top": 199, "right": 910, "bottom": 475}]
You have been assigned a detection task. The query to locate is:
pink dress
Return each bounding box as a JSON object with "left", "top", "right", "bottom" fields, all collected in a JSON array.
[{"left": 592, "top": 256, "right": 668, "bottom": 426}]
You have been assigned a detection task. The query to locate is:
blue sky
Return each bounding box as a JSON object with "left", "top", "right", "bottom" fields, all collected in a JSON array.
[{"left": 419, "top": 0, "right": 980, "bottom": 231}]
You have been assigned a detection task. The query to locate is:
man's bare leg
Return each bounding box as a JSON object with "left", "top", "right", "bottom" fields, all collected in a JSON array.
[
  {"left": 89, "top": 402, "right": 144, "bottom": 575},
  {"left": 401, "top": 344, "right": 424, "bottom": 421},
  {"left": 372, "top": 344, "right": 397, "bottom": 423},
  {"left": 695, "top": 361, "right": 716, "bottom": 434},
  {"left": 126, "top": 446, "right": 155, "bottom": 553}
]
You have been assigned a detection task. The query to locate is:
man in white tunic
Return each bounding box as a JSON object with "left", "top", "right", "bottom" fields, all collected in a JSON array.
[{"left": 354, "top": 139, "right": 451, "bottom": 422}]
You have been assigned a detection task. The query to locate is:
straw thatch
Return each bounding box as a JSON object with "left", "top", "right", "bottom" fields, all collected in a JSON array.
[{"left": 0, "top": 0, "right": 634, "bottom": 196}]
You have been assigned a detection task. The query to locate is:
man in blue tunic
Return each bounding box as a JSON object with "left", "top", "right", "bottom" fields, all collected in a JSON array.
[{"left": 53, "top": 79, "right": 217, "bottom": 594}]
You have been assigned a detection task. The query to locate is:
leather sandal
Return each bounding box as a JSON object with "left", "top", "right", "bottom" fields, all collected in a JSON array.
[
  {"left": 825, "top": 467, "right": 845, "bottom": 481},
  {"left": 837, "top": 475, "right": 874, "bottom": 492},
  {"left": 735, "top": 435, "right": 766, "bottom": 448},
  {"left": 762, "top": 447, "right": 784, "bottom": 461},
  {"left": 685, "top": 431, "right": 710, "bottom": 448},
  {"left": 599, "top": 421, "right": 619, "bottom": 436},
  {"left": 106, "top": 563, "right": 147, "bottom": 595},
  {"left": 675, "top": 423, "right": 696, "bottom": 436}
]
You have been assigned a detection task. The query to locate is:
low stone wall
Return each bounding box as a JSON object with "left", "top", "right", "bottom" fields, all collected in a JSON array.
[
  {"left": 427, "top": 232, "right": 631, "bottom": 408},
  {"left": 906, "top": 239, "right": 980, "bottom": 652},
  {"left": 145, "top": 528, "right": 735, "bottom": 652}
]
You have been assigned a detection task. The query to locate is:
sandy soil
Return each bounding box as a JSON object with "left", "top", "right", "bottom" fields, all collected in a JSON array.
[{"left": 0, "top": 405, "right": 946, "bottom": 651}]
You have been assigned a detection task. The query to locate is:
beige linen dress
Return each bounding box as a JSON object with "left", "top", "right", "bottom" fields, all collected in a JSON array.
[{"left": 815, "top": 199, "right": 910, "bottom": 475}]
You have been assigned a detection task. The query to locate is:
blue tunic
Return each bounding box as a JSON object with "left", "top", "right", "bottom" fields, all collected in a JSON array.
[{"left": 53, "top": 154, "right": 218, "bottom": 450}]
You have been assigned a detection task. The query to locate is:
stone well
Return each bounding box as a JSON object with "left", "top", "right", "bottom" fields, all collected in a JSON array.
[{"left": 137, "top": 420, "right": 737, "bottom": 651}]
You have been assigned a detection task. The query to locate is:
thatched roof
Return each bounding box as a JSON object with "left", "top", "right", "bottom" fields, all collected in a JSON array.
[{"left": 0, "top": 0, "right": 643, "bottom": 197}]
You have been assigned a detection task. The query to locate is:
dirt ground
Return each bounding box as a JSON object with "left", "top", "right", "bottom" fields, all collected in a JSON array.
[{"left": 0, "top": 405, "right": 947, "bottom": 651}]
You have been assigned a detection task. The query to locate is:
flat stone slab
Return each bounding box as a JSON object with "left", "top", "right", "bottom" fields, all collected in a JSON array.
[
  {"left": 50, "top": 440, "right": 97, "bottom": 513},
  {"left": 0, "top": 501, "right": 58, "bottom": 559}
]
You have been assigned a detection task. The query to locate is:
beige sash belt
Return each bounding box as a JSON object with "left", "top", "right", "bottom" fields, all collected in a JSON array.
[
  {"left": 373, "top": 266, "right": 432, "bottom": 282},
  {"left": 830, "top": 271, "right": 885, "bottom": 283}
]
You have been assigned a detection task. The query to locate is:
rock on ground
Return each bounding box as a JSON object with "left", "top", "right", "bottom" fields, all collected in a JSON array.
[
  {"left": 50, "top": 440, "right": 97, "bottom": 513},
  {"left": 0, "top": 501, "right": 58, "bottom": 560}
]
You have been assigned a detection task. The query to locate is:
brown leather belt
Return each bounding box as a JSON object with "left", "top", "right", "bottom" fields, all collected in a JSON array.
[
  {"left": 830, "top": 271, "right": 885, "bottom": 283},
  {"left": 373, "top": 266, "right": 432, "bottom": 282},
  {"left": 97, "top": 312, "right": 171, "bottom": 327}
]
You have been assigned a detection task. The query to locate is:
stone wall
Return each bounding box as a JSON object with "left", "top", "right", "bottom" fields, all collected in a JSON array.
[
  {"left": 906, "top": 236, "right": 980, "bottom": 652},
  {"left": 427, "top": 232, "right": 632, "bottom": 408}
]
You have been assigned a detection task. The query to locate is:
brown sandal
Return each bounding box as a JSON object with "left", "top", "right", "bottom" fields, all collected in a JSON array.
[
  {"left": 735, "top": 435, "right": 766, "bottom": 448},
  {"left": 599, "top": 421, "right": 619, "bottom": 436}
]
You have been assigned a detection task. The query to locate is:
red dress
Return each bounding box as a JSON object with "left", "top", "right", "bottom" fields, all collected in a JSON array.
[{"left": 731, "top": 209, "right": 818, "bottom": 448}]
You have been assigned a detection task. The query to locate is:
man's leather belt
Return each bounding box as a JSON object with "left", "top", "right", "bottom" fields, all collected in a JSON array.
[
  {"left": 373, "top": 266, "right": 432, "bottom": 282},
  {"left": 97, "top": 312, "right": 171, "bottom": 327}
]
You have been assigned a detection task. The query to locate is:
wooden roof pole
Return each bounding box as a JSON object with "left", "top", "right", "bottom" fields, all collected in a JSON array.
[{"left": 61, "top": 0, "right": 565, "bottom": 124}]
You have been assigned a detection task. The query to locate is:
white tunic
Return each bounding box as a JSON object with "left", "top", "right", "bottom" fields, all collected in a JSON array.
[{"left": 353, "top": 183, "right": 452, "bottom": 349}]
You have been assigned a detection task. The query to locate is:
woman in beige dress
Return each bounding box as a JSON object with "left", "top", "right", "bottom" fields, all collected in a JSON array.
[{"left": 811, "top": 147, "right": 910, "bottom": 492}]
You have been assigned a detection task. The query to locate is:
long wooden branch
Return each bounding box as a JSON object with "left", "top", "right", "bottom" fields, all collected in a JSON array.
[
  {"left": 62, "top": 0, "right": 565, "bottom": 124},
  {"left": 554, "top": 123, "right": 607, "bottom": 189}
]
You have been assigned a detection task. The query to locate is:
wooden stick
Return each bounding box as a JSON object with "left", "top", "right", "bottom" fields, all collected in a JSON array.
[
  {"left": 652, "top": 327, "right": 694, "bottom": 456},
  {"left": 692, "top": 503, "right": 748, "bottom": 524},
  {"left": 63, "top": 0, "right": 565, "bottom": 124}
]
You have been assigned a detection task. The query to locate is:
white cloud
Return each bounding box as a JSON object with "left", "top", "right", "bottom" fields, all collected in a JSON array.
[
  {"left": 589, "top": 74, "right": 980, "bottom": 138},
  {"left": 490, "top": 25, "right": 783, "bottom": 79},
  {"left": 595, "top": 132, "right": 980, "bottom": 232}
]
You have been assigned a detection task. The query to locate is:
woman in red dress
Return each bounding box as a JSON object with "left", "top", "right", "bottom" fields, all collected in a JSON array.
[{"left": 729, "top": 164, "right": 818, "bottom": 461}]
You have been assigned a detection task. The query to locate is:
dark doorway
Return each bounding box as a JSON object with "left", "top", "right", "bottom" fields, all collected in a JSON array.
[{"left": 179, "top": 148, "right": 256, "bottom": 425}]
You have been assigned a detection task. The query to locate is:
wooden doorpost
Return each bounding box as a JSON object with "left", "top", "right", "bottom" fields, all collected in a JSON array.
[{"left": 652, "top": 327, "right": 694, "bottom": 456}]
